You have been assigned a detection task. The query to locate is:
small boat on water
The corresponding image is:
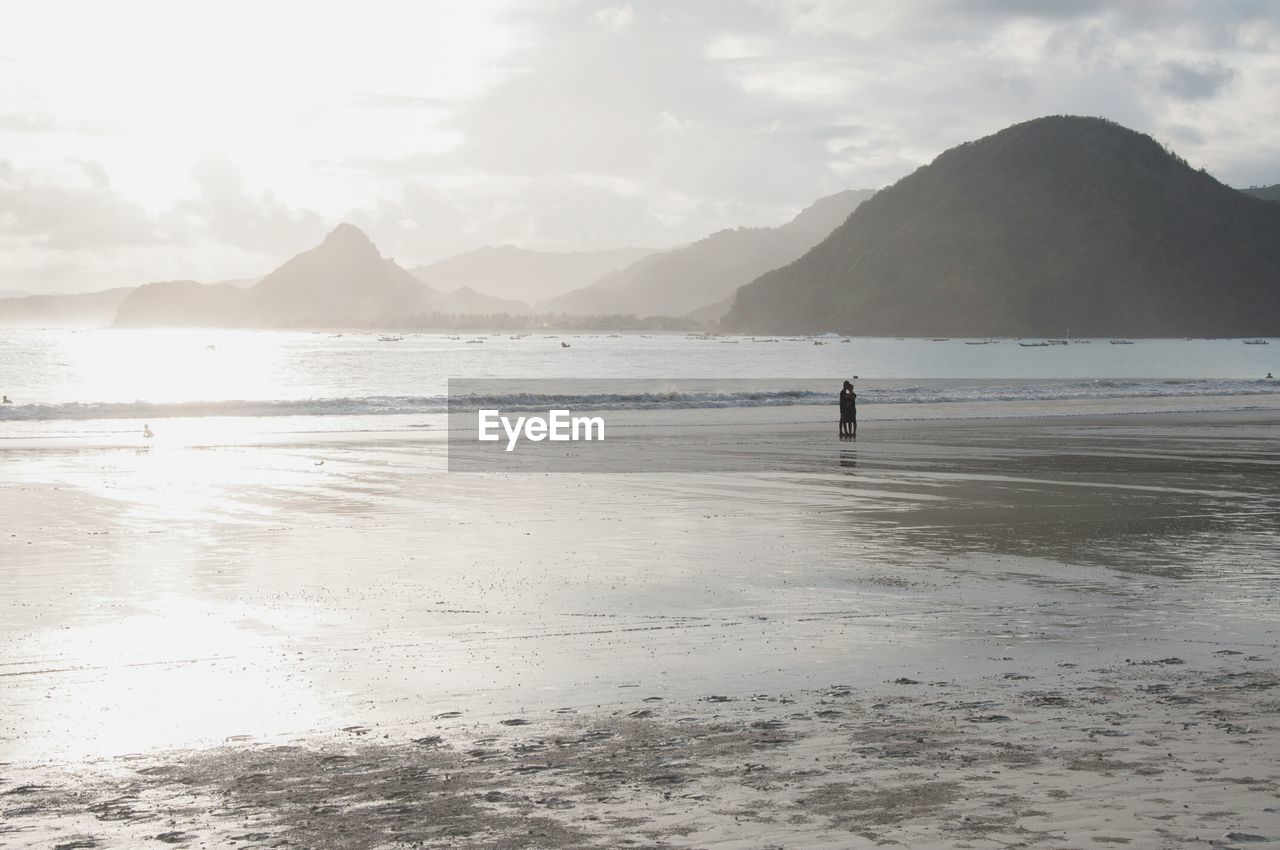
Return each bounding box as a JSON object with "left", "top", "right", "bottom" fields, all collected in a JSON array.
[
  {"left": 378, "top": 334, "right": 404, "bottom": 342},
  {"left": 1243, "top": 339, "right": 1270, "bottom": 345},
  {"left": 1110, "top": 339, "right": 1135, "bottom": 345},
  {"left": 813, "top": 340, "right": 826, "bottom": 346},
  {"left": 561, "top": 341, "right": 571, "bottom": 348},
  {"left": 465, "top": 338, "right": 484, "bottom": 344},
  {"left": 929, "top": 338, "right": 950, "bottom": 342},
  {"left": 1019, "top": 341, "right": 1051, "bottom": 347}
]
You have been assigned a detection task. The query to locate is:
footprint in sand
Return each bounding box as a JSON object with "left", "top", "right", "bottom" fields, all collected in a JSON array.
[
  {"left": 647, "top": 774, "right": 687, "bottom": 786},
  {"left": 412, "top": 736, "right": 443, "bottom": 746},
  {"left": 432, "top": 711, "right": 463, "bottom": 720},
  {"left": 751, "top": 719, "right": 787, "bottom": 730},
  {"left": 500, "top": 718, "right": 531, "bottom": 726},
  {"left": 1131, "top": 657, "right": 1185, "bottom": 666},
  {"left": 511, "top": 764, "right": 552, "bottom": 774},
  {"left": 135, "top": 766, "right": 172, "bottom": 776},
  {"left": 629, "top": 709, "right": 656, "bottom": 719},
  {"left": 1223, "top": 832, "right": 1269, "bottom": 843}
]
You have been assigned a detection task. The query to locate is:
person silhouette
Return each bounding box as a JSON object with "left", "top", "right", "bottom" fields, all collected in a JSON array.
[
  {"left": 1, "top": 395, "right": 10, "bottom": 404},
  {"left": 839, "top": 381, "right": 856, "bottom": 440}
]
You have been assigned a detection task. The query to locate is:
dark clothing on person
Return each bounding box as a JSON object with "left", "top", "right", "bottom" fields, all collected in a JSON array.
[{"left": 839, "top": 386, "right": 857, "bottom": 440}]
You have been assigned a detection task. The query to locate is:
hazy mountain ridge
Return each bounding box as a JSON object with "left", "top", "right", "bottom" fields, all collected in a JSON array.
[
  {"left": 113, "top": 225, "right": 527, "bottom": 328},
  {"left": 410, "top": 245, "right": 653, "bottom": 303},
  {"left": 0, "top": 287, "right": 136, "bottom": 328},
  {"left": 113, "top": 281, "right": 247, "bottom": 327},
  {"left": 1242, "top": 184, "right": 1280, "bottom": 202},
  {"left": 545, "top": 189, "right": 874, "bottom": 318},
  {"left": 723, "top": 116, "right": 1280, "bottom": 336},
  {"left": 50, "top": 190, "right": 872, "bottom": 328}
]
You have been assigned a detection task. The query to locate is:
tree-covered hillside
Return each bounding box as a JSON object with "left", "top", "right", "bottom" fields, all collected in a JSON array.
[{"left": 723, "top": 117, "right": 1280, "bottom": 336}]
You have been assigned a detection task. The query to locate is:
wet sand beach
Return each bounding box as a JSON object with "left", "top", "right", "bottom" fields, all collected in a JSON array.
[{"left": 2, "top": 410, "right": 1278, "bottom": 847}]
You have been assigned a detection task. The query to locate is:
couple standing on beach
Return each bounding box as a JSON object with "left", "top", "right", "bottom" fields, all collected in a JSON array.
[{"left": 839, "top": 380, "right": 857, "bottom": 440}]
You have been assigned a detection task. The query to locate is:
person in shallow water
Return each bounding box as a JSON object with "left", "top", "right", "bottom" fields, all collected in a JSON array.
[
  {"left": 839, "top": 381, "right": 857, "bottom": 440},
  {"left": 1, "top": 395, "right": 10, "bottom": 403}
]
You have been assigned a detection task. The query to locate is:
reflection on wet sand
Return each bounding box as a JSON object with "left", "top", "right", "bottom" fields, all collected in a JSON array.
[
  {"left": 2, "top": 411, "right": 1279, "bottom": 846},
  {"left": 813, "top": 417, "right": 1280, "bottom": 579}
]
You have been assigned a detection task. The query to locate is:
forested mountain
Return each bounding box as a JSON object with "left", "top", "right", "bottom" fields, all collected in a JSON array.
[{"left": 723, "top": 116, "right": 1280, "bottom": 336}]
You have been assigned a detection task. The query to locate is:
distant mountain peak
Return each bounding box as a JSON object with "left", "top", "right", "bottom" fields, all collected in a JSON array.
[
  {"left": 320, "top": 223, "right": 378, "bottom": 253},
  {"left": 723, "top": 115, "right": 1280, "bottom": 336}
]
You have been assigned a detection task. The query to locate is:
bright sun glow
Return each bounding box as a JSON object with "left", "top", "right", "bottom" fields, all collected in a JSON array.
[
  {"left": 8, "top": 598, "right": 339, "bottom": 760},
  {"left": 60, "top": 329, "right": 285, "bottom": 405},
  {"left": 3, "top": 1, "right": 520, "bottom": 210}
]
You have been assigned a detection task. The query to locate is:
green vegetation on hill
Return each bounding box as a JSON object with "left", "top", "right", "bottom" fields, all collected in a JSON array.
[{"left": 723, "top": 116, "right": 1280, "bottom": 336}]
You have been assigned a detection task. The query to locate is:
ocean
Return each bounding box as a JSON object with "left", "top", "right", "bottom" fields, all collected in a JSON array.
[{"left": 1, "top": 329, "right": 1277, "bottom": 445}]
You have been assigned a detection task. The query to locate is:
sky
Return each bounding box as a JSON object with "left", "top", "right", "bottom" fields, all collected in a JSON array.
[{"left": 2, "top": 0, "right": 1279, "bottom": 294}]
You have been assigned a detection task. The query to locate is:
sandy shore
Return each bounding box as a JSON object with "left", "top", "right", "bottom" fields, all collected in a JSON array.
[{"left": 2, "top": 410, "right": 1278, "bottom": 847}]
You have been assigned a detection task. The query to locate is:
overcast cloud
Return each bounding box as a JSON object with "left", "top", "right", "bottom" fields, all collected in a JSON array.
[{"left": 2, "top": 0, "right": 1278, "bottom": 292}]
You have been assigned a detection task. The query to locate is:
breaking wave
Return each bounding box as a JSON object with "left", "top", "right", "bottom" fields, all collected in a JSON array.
[{"left": 2, "top": 379, "right": 1278, "bottom": 422}]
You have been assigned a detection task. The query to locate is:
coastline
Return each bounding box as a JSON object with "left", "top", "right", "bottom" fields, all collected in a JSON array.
[{"left": 2, "top": 407, "right": 1278, "bottom": 846}]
